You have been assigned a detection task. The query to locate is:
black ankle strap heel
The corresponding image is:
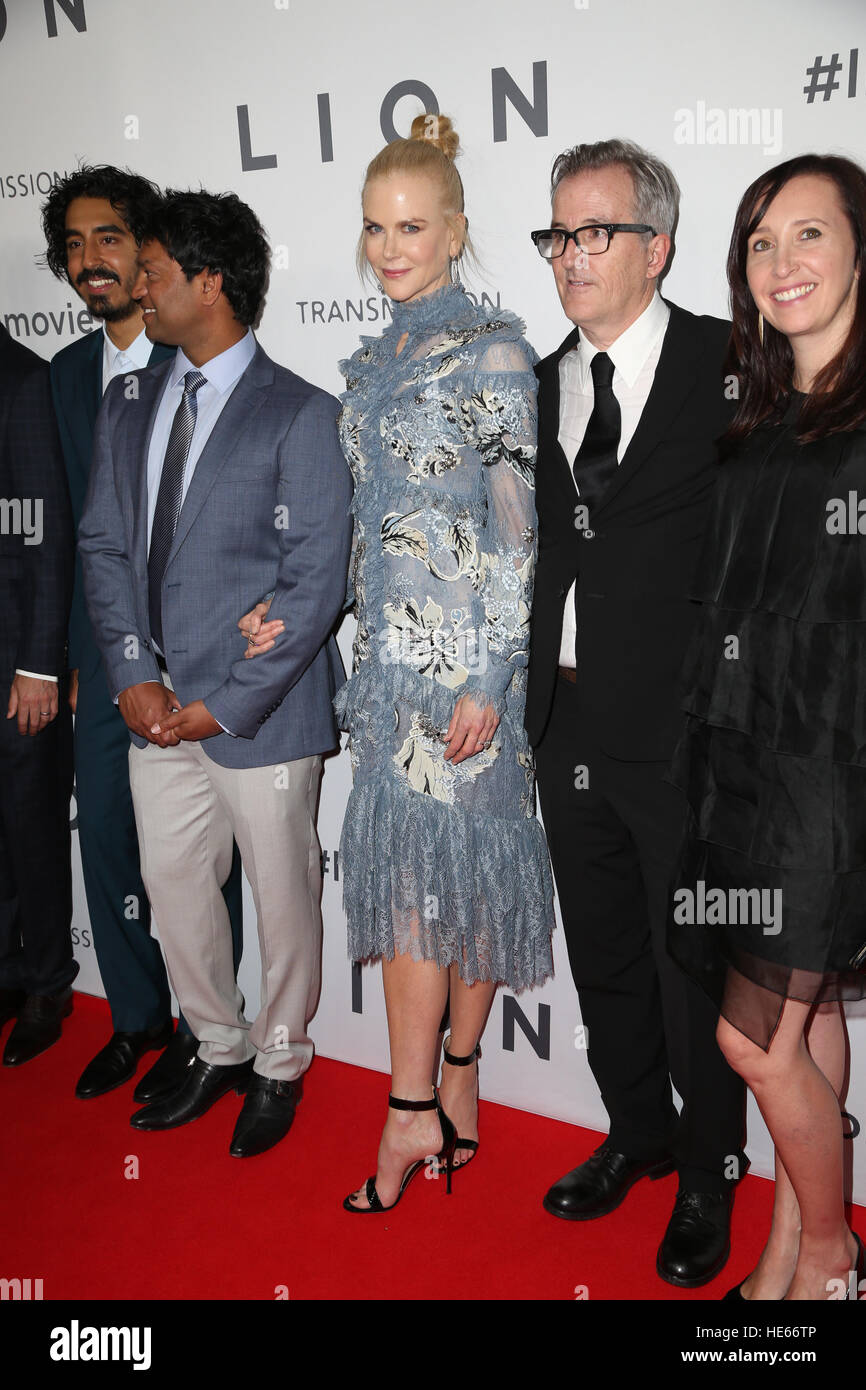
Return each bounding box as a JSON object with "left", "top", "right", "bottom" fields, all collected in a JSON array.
[
  {"left": 439, "top": 1037, "right": 481, "bottom": 1172},
  {"left": 442, "top": 1042, "right": 481, "bottom": 1067},
  {"left": 388, "top": 1093, "right": 439, "bottom": 1109},
  {"left": 343, "top": 1089, "right": 458, "bottom": 1212}
]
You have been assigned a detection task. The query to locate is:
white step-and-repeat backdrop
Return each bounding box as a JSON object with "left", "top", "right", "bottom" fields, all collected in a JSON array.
[{"left": 2, "top": 0, "right": 864, "bottom": 1197}]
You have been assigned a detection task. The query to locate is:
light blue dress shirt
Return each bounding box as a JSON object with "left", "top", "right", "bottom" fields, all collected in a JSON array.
[
  {"left": 146, "top": 328, "right": 257, "bottom": 732},
  {"left": 146, "top": 329, "right": 257, "bottom": 550}
]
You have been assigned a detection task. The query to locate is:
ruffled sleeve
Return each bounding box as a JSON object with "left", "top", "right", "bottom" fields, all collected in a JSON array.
[{"left": 462, "top": 335, "right": 538, "bottom": 712}]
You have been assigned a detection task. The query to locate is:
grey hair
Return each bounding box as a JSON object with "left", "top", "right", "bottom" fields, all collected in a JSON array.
[{"left": 550, "top": 138, "right": 680, "bottom": 237}]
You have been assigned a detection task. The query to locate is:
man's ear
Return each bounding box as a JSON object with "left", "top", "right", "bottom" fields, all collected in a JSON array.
[
  {"left": 199, "top": 266, "right": 224, "bottom": 306},
  {"left": 646, "top": 232, "right": 671, "bottom": 281}
]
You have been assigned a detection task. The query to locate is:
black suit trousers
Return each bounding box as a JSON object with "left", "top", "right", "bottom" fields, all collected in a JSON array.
[
  {"left": 0, "top": 680, "right": 76, "bottom": 995},
  {"left": 536, "top": 674, "right": 746, "bottom": 1192}
]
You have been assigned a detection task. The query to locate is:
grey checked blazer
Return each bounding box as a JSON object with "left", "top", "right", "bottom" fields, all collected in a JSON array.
[{"left": 78, "top": 342, "right": 353, "bottom": 769}]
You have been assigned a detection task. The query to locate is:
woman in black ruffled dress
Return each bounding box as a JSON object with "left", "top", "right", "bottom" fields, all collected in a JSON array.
[{"left": 668, "top": 154, "right": 866, "bottom": 1300}]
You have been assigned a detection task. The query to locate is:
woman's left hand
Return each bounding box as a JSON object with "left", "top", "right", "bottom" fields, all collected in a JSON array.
[
  {"left": 237, "top": 600, "right": 284, "bottom": 658},
  {"left": 443, "top": 693, "right": 499, "bottom": 764}
]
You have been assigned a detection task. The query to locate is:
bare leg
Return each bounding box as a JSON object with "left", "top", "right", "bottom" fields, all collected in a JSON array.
[
  {"left": 437, "top": 964, "right": 497, "bottom": 1165},
  {"left": 718, "top": 999, "right": 855, "bottom": 1300},
  {"left": 741, "top": 1002, "right": 847, "bottom": 1299},
  {"left": 345, "top": 951, "right": 449, "bottom": 1210}
]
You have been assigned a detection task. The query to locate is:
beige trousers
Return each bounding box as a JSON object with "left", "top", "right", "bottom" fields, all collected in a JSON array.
[{"left": 128, "top": 735, "right": 323, "bottom": 1081}]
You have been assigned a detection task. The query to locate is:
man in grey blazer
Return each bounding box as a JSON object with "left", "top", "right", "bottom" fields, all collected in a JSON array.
[{"left": 78, "top": 190, "right": 353, "bottom": 1157}]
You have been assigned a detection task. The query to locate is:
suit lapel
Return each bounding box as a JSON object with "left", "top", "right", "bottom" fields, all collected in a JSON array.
[
  {"left": 167, "top": 348, "right": 271, "bottom": 564},
  {"left": 147, "top": 342, "right": 175, "bottom": 369},
  {"left": 126, "top": 363, "right": 172, "bottom": 576},
  {"left": 119, "top": 343, "right": 175, "bottom": 571},
  {"left": 83, "top": 330, "right": 103, "bottom": 431},
  {"left": 536, "top": 325, "right": 581, "bottom": 497}
]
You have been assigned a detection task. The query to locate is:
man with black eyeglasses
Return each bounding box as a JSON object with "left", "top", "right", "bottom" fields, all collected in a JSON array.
[{"left": 525, "top": 139, "right": 746, "bottom": 1289}]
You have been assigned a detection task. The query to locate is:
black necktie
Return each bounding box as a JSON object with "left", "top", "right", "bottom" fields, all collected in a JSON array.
[
  {"left": 148, "top": 370, "right": 207, "bottom": 654},
  {"left": 573, "top": 351, "right": 621, "bottom": 517}
]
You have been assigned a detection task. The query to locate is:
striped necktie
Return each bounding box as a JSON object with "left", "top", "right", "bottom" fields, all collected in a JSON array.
[{"left": 148, "top": 369, "right": 207, "bottom": 654}]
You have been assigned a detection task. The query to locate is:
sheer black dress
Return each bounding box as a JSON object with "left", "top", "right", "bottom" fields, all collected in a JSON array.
[{"left": 667, "top": 394, "right": 866, "bottom": 1049}]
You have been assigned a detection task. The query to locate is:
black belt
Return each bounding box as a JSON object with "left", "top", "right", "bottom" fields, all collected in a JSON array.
[{"left": 558, "top": 666, "right": 576, "bottom": 684}]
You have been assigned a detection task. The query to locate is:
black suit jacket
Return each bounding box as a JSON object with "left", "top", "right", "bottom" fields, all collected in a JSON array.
[
  {"left": 0, "top": 324, "right": 73, "bottom": 678},
  {"left": 50, "top": 328, "right": 174, "bottom": 676},
  {"left": 525, "top": 300, "right": 733, "bottom": 760}
]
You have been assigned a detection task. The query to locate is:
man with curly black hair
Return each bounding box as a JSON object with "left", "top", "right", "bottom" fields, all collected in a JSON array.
[
  {"left": 43, "top": 167, "right": 244, "bottom": 1104},
  {"left": 78, "top": 190, "right": 352, "bottom": 1157}
]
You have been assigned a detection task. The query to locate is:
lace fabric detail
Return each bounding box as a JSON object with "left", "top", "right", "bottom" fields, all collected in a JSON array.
[{"left": 335, "top": 285, "right": 554, "bottom": 988}]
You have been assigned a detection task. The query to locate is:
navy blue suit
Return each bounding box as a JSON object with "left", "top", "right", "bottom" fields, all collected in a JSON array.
[
  {"left": 50, "top": 328, "right": 243, "bottom": 1032},
  {"left": 0, "top": 324, "right": 75, "bottom": 996}
]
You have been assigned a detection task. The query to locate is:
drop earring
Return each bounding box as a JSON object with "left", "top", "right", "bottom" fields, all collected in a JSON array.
[
  {"left": 758, "top": 311, "right": 764, "bottom": 346},
  {"left": 450, "top": 255, "right": 462, "bottom": 286}
]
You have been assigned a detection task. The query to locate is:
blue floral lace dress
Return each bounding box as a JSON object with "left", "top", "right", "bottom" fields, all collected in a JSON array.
[{"left": 334, "top": 283, "right": 555, "bottom": 990}]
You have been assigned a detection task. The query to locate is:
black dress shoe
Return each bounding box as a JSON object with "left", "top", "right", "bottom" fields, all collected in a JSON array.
[
  {"left": 229, "top": 1075, "right": 301, "bottom": 1158},
  {"left": 3, "top": 989, "right": 73, "bottom": 1066},
  {"left": 0, "top": 987, "right": 25, "bottom": 1029},
  {"left": 543, "top": 1144, "right": 674, "bottom": 1221},
  {"left": 133, "top": 1031, "right": 199, "bottom": 1104},
  {"left": 130, "top": 1056, "right": 253, "bottom": 1130},
  {"left": 657, "top": 1190, "right": 733, "bottom": 1288},
  {"left": 75, "top": 1023, "right": 174, "bottom": 1099}
]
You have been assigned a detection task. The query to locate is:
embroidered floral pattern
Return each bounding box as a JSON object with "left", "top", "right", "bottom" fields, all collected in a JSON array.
[{"left": 333, "top": 283, "right": 554, "bottom": 991}]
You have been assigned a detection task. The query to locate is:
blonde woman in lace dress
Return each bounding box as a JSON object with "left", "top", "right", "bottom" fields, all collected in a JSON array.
[{"left": 248, "top": 115, "right": 554, "bottom": 1212}]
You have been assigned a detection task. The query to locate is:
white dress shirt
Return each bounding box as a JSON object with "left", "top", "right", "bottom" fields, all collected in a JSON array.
[
  {"left": 558, "top": 292, "right": 670, "bottom": 668},
  {"left": 102, "top": 323, "right": 152, "bottom": 393}
]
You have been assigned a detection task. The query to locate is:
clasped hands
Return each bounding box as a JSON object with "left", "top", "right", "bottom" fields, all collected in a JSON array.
[
  {"left": 117, "top": 601, "right": 279, "bottom": 744},
  {"left": 237, "top": 601, "right": 500, "bottom": 764},
  {"left": 118, "top": 683, "right": 220, "bottom": 745}
]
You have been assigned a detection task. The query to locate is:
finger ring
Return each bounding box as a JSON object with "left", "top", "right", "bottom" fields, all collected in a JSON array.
[
  {"left": 40, "top": 710, "right": 50, "bottom": 716},
  {"left": 483, "top": 739, "right": 492, "bottom": 748}
]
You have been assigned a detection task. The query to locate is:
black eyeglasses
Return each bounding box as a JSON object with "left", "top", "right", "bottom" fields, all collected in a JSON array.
[{"left": 530, "top": 223, "right": 657, "bottom": 260}]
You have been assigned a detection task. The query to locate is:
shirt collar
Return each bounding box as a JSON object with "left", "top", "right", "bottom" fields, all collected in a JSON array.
[
  {"left": 573, "top": 292, "right": 670, "bottom": 389},
  {"left": 102, "top": 323, "right": 152, "bottom": 373},
  {"left": 169, "top": 328, "right": 257, "bottom": 394}
]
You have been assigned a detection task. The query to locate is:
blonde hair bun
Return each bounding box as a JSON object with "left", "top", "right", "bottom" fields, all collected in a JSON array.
[{"left": 409, "top": 113, "right": 459, "bottom": 162}]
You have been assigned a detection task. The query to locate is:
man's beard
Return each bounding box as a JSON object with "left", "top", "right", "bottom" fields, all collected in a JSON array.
[
  {"left": 75, "top": 267, "right": 138, "bottom": 324},
  {"left": 91, "top": 294, "right": 139, "bottom": 324}
]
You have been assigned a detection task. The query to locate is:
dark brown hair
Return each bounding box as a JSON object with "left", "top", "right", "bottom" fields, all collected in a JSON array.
[{"left": 726, "top": 153, "right": 866, "bottom": 444}]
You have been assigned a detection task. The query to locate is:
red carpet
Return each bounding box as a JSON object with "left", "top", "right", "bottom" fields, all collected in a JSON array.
[{"left": 3, "top": 991, "right": 861, "bottom": 1301}]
